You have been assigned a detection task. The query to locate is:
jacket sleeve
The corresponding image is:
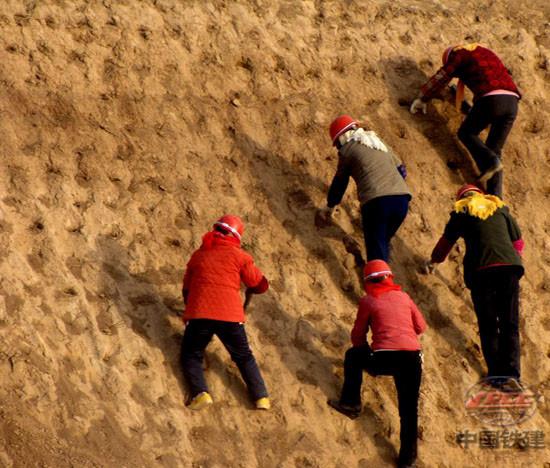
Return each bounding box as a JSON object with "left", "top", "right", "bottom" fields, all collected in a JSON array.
[
  {"left": 420, "top": 52, "right": 463, "bottom": 101},
  {"left": 182, "top": 256, "right": 195, "bottom": 303},
  {"left": 240, "top": 255, "right": 268, "bottom": 293},
  {"left": 327, "top": 155, "right": 350, "bottom": 208},
  {"left": 504, "top": 209, "right": 524, "bottom": 255},
  {"left": 350, "top": 300, "right": 370, "bottom": 347},
  {"left": 389, "top": 150, "right": 403, "bottom": 166},
  {"left": 431, "top": 213, "right": 462, "bottom": 263},
  {"left": 247, "top": 276, "right": 269, "bottom": 294},
  {"left": 410, "top": 297, "right": 427, "bottom": 335},
  {"left": 504, "top": 209, "right": 522, "bottom": 242}
]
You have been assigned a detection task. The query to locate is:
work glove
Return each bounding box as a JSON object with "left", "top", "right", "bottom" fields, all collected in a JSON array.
[
  {"left": 397, "top": 164, "right": 407, "bottom": 179},
  {"left": 460, "top": 100, "right": 472, "bottom": 115},
  {"left": 423, "top": 260, "right": 437, "bottom": 275},
  {"left": 315, "top": 206, "right": 335, "bottom": 228},
  {"left": 410, "top": 98, "right": 427, "bottom": 115},
  {"left": 319, "top": 206, "right": 334, "bottom": 221}
]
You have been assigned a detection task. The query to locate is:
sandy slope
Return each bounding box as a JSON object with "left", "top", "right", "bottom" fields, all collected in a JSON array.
[{"left": 0, "top": 0, "right": 549, "bottom": 467}]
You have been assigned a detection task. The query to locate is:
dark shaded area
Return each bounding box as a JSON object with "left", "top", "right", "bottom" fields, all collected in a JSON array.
[
  {"left": 380, "top": 56, "right": 478, "bottom": 185},
  {"left": 93, "top": 235, "right": 254, "bottom": 407},
  {"left": 391, "top": 236, "right": 485, "bottom": 376},
  {"left": 232, "top": 130, "right": 364, "bottom": 304}
]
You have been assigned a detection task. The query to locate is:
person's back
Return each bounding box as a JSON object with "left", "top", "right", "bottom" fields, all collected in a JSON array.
[
  {"left": 329, "top": 260, "right": 427, "bottom": 468},
  {"left": 324, "top": 116, "right": 412, "bottom": 261},
  {"left": 184, "top": 233, "right": 262, "bottom": 323},
  {"left": 445, "top": 46, "right": 519, "bottom": 99},
  {"left": 432, "top": 189, "right": 524, "bottom": 288},
  {"left": 411, "top": 45, "right": 521, "bottom": 197},
  {"left": 180, "top": 215, "right": 270, "bottom": 411},
  {"left": 419, "top": 45, "right": 520, "bottom": 102},
  {"left": 338, "top": 140, "right": 411, "bottom": 206},
  {"left": 428, "top": 185, "right": 524, "bottom": 381},
  {"left": 356, "top": 289, "right": 424, "bottom": 352}
]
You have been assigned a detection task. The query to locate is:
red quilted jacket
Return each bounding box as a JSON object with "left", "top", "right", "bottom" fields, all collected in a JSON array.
[
  {"left": 351, "top": 289, "right": 426, "bottom": 350},
  {"left": 420, "top": 45, "right": 520, "bottom": 102},
  {"left": 182, "top": 231, "right": 268, "bottom": 322}
]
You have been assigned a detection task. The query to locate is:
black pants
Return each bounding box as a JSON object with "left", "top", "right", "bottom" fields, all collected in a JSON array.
[
  {"left": 470, "top": 268, "right": 521, "bottom": 379},
  {"left": 181, "top": 319, "right": 268, "bottom": 400},
  {"left": 457, "top": 94, "right": 518, "bottom": 198},
  {"left": 340, "top": 345, "right": 422, "bottom": 465},
  {"left": 361, "top": 195, "right": 410, "bottom": 262}
]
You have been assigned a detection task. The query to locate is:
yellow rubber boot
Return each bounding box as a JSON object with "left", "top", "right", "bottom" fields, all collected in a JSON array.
[
  {"left": 255, "top": 397, "right": 270, "bottom": 410},
  {"left": 188, "top": 392, "right": 213, "bottom": 410}
]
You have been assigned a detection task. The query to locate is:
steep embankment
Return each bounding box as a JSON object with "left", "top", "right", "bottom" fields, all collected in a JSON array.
[{"left": 0, "top": 1, "right": 549, "bottom": 467}]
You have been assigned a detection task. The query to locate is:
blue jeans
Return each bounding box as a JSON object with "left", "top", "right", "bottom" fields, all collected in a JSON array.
[
  {"left": 361, "top": 194, "right": 410, "bottom": 262},
  {"left": 181, "top": 319, "right": 268, "bottom": 400}
]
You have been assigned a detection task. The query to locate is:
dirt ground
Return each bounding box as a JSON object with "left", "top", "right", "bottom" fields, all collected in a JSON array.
[{"left": 0, "top": 0, "right": 549, "bottom": 467}]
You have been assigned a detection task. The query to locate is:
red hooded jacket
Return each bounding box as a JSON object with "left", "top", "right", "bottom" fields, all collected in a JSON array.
[
  {"left": 351, "top": 279, "right": 427, "bottom": 350},
  {"left": 182, "top": 232, "right": 268, "bottom": 323}
]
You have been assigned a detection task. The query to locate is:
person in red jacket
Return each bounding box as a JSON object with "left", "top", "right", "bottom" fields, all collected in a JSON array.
[
  {"left": 328, "top": 260, "right": 427, "bottom": 468},
  {"left": 410, "top": 44, "right": 521, "bottom": 197},
  {"left": 181, "top": 214, "right": 270, "bottom": 410}
]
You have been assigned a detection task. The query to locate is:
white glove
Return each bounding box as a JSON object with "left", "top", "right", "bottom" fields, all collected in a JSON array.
[
  {"left": 319, "top": 206, "right": 335, "bottom": 220},
  {"left": 410, "top": 98, "right": 427, "bottom": 115},
  {"left": 423, "top": 260, "right": 437, "bottom": 275}
]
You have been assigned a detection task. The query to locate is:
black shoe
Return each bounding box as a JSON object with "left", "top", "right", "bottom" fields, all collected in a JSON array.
[
  {"left": 499, "top": 377, "right": 524, "bottom": 393},
  {"left": 478, "top": 160, "right": 503, "bottom": 185},
  {"left": 327, "top": 399, "right": 361, "bottom": 419}
]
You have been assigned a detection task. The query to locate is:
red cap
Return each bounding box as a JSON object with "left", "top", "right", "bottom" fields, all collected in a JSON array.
[
  {"left": 329, "top": 115, "right": 358, "bottom": 145},
  {"left": 363, "top": 260, "right": 393, "bottom": 281},
  {"left": 442, "top": 46, "right": 455, "bottom": 65},
  {"left": 456, "top": 184, "right": 483, "bottom": 200},
  {"left": 214, "top": 214, "right": 244, "bottom": 240}
]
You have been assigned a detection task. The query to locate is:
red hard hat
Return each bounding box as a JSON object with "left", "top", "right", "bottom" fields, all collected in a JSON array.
[
  {"left": 329, "top": 115, "right": 358, "bottom": 145},
  {"left": 442, "top": 46, "right": 455, "bottom": 65},
  {"left": 214, "top": 214, "right": 244, "bottom": 240},
  {"left": 456, "top": 184, "right": 483, "bottom": 200},
  {"left": 363, "top": 260, "right": 393, "bottom": 281}
]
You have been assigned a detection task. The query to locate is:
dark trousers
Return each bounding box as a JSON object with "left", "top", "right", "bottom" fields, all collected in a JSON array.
[
  {"left": 457, "top": 94, "right": 518, "bottom": 197},
  {"left": 361, "top": 195, "right": 410, "bottom": 262},
  {"left": 340, "top": 345, "right": 422, "bottom": 465},
  {"left": 470, "top": 268, "right": 521, "bottom": 379},
  {"left": 181, "top": 319, "right": 268, "bottom": 400}
]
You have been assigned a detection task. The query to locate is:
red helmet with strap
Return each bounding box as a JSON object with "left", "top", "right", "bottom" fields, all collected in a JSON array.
[
  {"left": 329, "top": 115, "right": 358, "bottom": 145},
  {"left": 456, "top": 184, "right": 483, "bottom": 200},
  {"left": 363, "top": 260, "right": 393, "bottom": 281},
  {"left": 213, "top": 214, "right": 244, "bottom": 240}
]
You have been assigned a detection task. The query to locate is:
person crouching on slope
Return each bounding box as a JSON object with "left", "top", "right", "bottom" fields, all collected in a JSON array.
[
  {"left": 319, "top": 115, "right": 412, "bottom": 262},
  {"left": 426, "top": 185, "right": 524, "bottom": 386},
  {"left": 181, "top": 214, "right": 270, "bottom": 410},
  {"left": 410, "top": 44, "right": 521, "bottom": 197},
  {"left": 328, "top": 260, "right": 427, "bottom": 468}
]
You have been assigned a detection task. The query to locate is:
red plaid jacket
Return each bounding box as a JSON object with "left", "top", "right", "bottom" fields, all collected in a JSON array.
[{"left": 420, "top": 46, "right": 520, "bottom": 102}]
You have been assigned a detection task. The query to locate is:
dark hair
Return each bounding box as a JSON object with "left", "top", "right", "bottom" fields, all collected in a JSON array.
[
  {"left": 366, "top": 275, "right": 387, "bottom": 283},
  {"left": 214, "top": 225, "right": 230, "bottom": 236}
]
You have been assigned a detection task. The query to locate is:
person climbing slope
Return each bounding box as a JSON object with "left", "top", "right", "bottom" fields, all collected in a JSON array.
[
  {"left": 425, "top": 184, "right": 524, "bottom": 385},
  {"left": 180, "top": 214, "right": 270, "bottom": 410},
  {"left": 319, "top": 115, "right": 412, "bottom": 262},
  {"left": 328, "top": 260, "right": 426, "bottom": 468},
  {"left": 410, "top": 44, "right": 521, "bottom": 197}
]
